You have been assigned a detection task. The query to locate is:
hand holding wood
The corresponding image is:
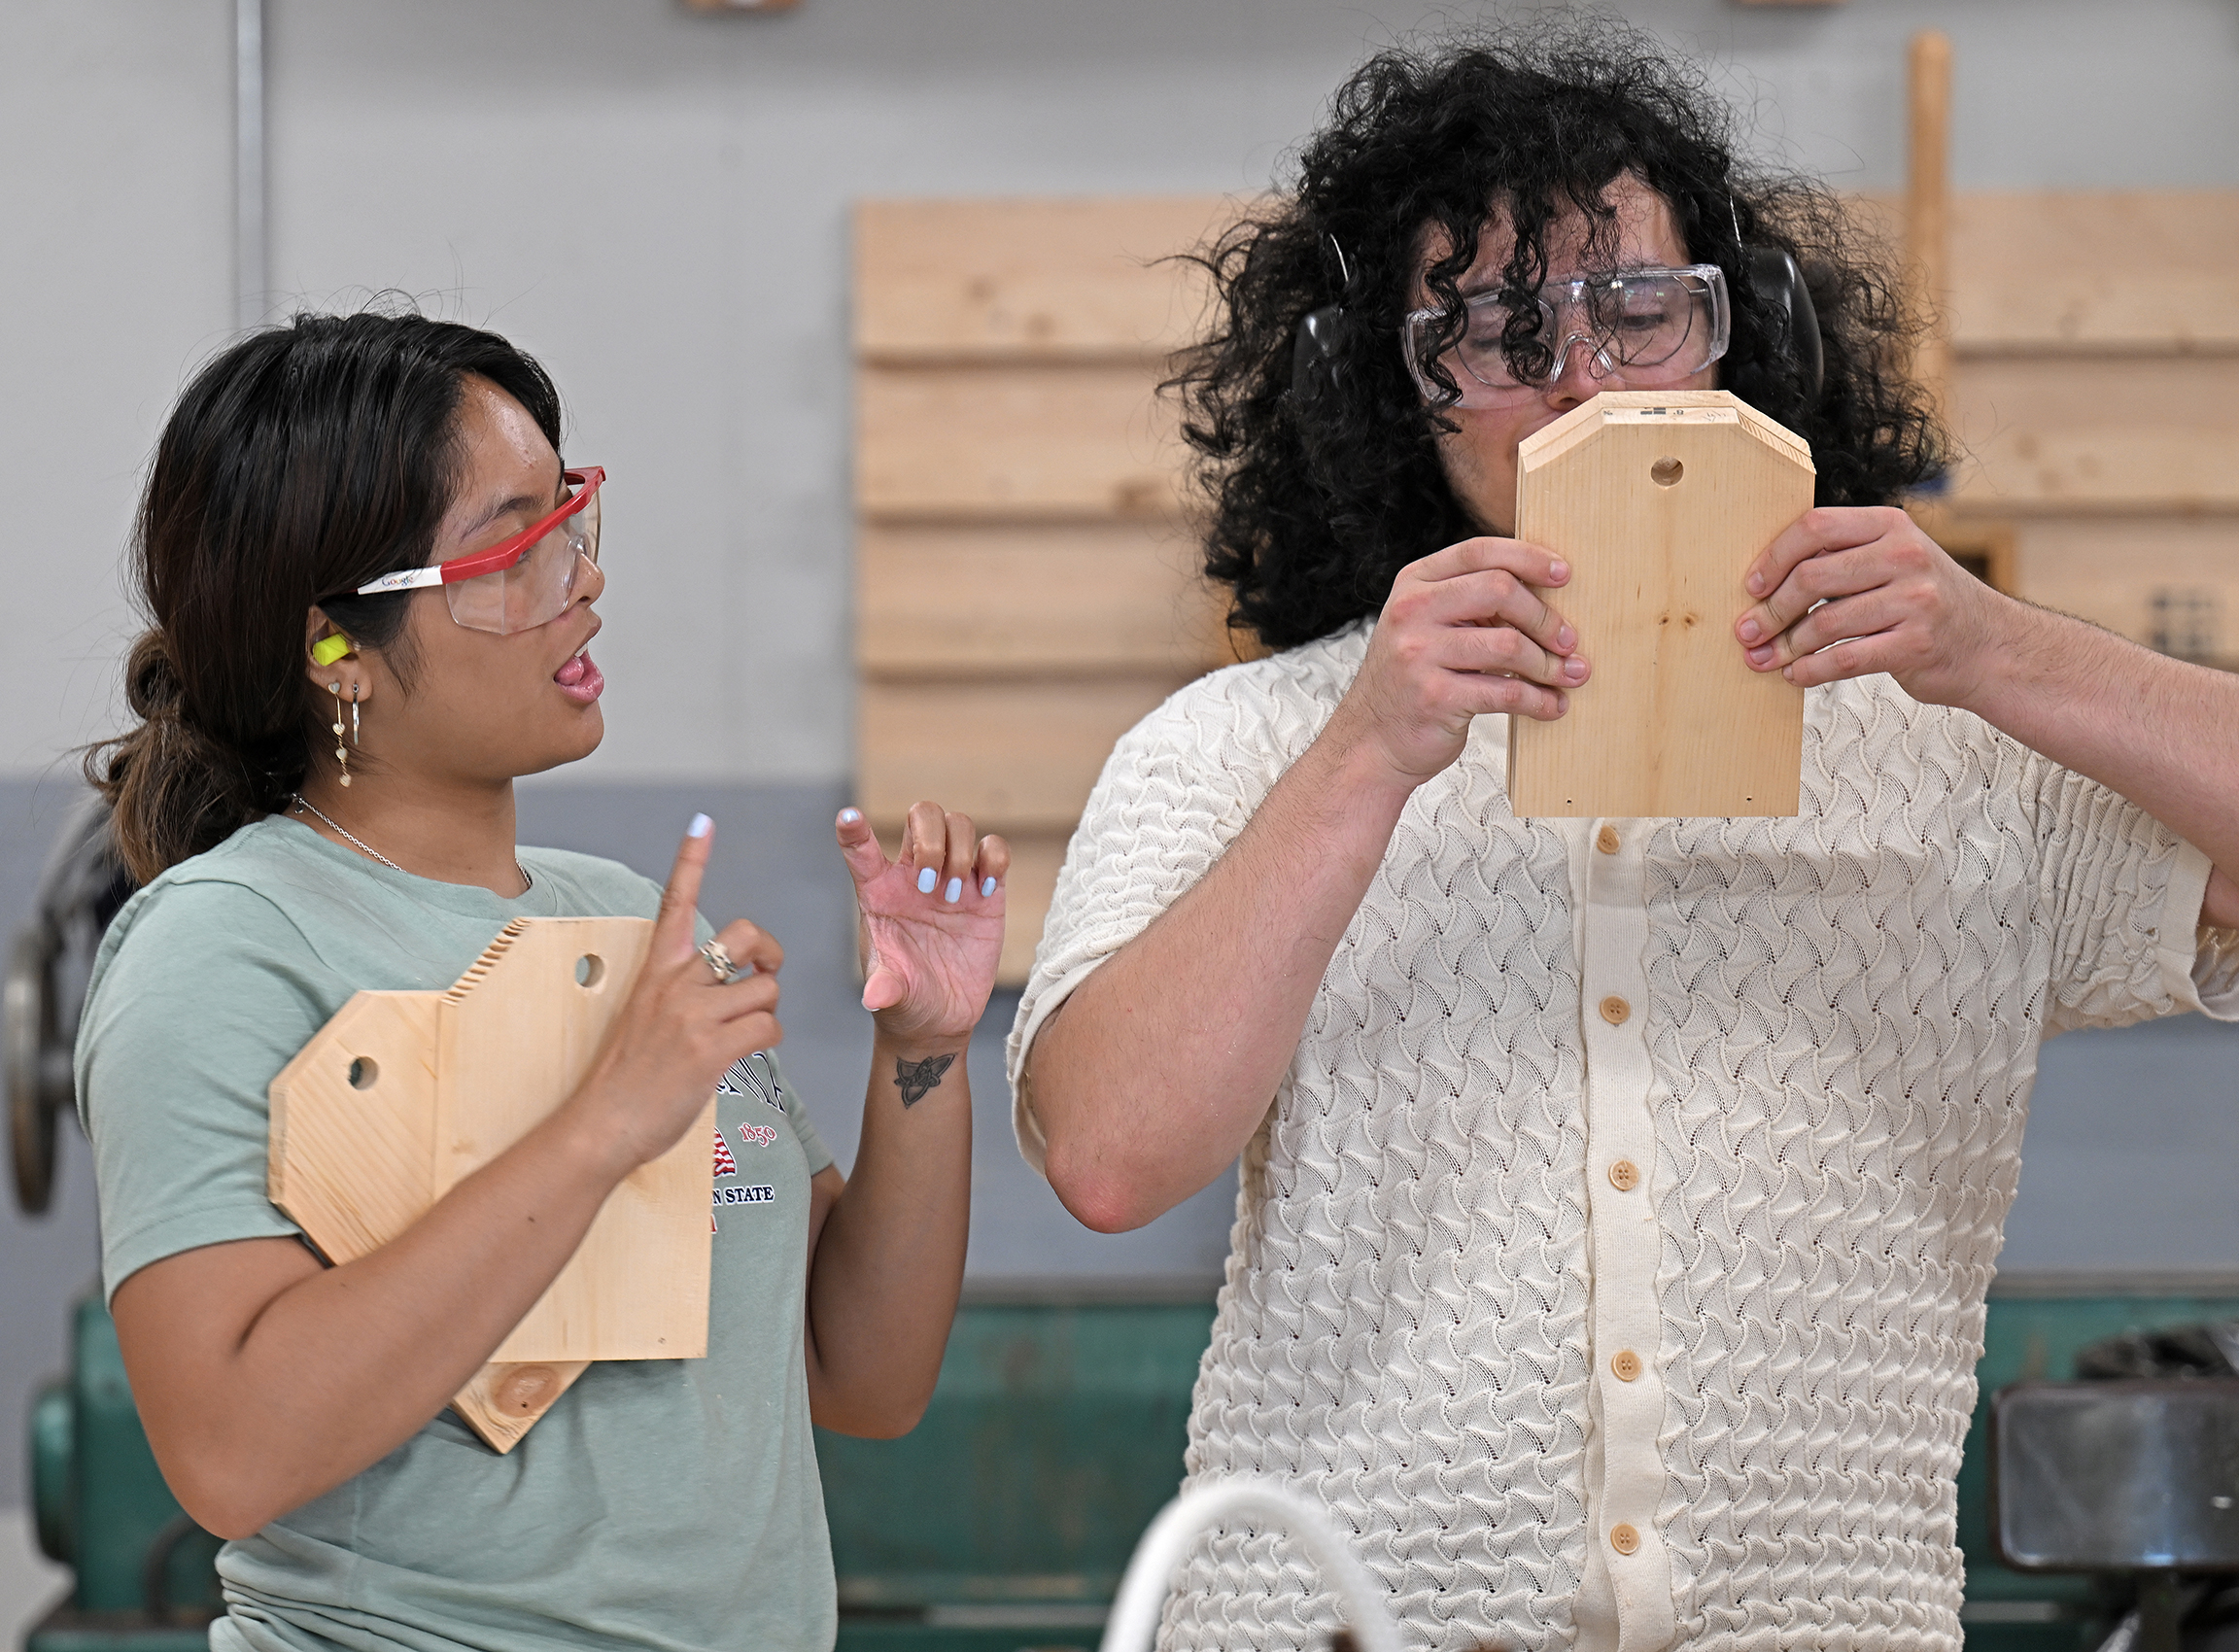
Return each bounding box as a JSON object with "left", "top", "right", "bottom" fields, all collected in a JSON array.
[
  {"left": 837, "top": 802, "right": 1006, "bottom": 1048},
  {"left": 1325, "top": 535, "right": 1589, "bottom": 792},
  {"left": 1737, "top": 504, "right": 2011, "bottom": 707}
]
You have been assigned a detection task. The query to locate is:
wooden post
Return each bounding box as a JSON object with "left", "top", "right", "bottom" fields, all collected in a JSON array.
[
  {"left": 1908, "top": 30, "right": 1954, "bottom": 427},
  {"left": 1506, "top": 391, "right": 1815, "bottom": 818}
]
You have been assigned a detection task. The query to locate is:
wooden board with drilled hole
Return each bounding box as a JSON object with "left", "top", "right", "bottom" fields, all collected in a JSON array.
[
  {"left": 267, "top": 915, "right": 712, "bottom": 1453},
  {"left": 1508, "top": 390, "right": 1816, "bottom": 818}
]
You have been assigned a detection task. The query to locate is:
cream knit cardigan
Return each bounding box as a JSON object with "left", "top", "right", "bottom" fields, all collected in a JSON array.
[{"left": 1009, "top": 625, "right": 2239, "bottom": 1652}]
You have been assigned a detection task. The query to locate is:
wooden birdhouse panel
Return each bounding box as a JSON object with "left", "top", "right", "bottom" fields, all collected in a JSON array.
[
  {"left": 1509, "top": 391, "right": 1815, "bottom": 818},
  {"left": 268, "top": 991, "right": 439, "bottom": 1265},
  {"left": 267, "top": 915, "right": 714, "bottom": 1451},
  {"left": 434, "top": 917, "right": 712, "bottom": 1365}
]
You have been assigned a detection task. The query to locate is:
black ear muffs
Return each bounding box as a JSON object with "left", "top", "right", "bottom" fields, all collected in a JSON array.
[
  {"left": 1746, "top": 245, "right": 1823, "bottom": 401},
  {"left": 1292, "top": 303, "right": 1349, "bottom": 408}
]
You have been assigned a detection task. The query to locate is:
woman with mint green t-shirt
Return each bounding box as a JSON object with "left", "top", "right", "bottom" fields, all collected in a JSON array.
[{"left": 75, "top": 311, "right": 1008, "bottom": 1652}]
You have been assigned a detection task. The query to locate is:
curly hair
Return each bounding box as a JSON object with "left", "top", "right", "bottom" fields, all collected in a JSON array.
[{"left": 1170, "top": 20, "right": 1947, "bottom": 652}]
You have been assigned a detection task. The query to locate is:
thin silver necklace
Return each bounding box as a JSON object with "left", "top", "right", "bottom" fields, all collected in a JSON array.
[{"left": 290, "top": 794, "right": 533, "bottom": 893}]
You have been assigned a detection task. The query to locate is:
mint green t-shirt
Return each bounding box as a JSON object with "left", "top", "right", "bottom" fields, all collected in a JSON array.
[{"left": 76, "top": 816, "right": 838, "bottom": 1652}]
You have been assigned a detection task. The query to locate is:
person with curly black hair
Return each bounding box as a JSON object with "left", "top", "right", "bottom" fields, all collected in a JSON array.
[{"left": 1007, "top": 23, "right": 2239, "bottom": 1652}]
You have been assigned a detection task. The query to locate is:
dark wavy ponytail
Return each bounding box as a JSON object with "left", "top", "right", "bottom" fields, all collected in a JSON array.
[{"left": 86, "top": 308, "right": 563, "bottom": 884}]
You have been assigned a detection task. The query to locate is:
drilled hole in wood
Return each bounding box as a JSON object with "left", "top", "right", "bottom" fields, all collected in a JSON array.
[
  {"left": 575, "top": 954, "right": 605, "bottom": 988},
  {"left": 348, "top": 1056, "right": 379, "bottom": 1090},
  {"left": 1650, "top": 456, "right": 1684, "bottom": 487}
]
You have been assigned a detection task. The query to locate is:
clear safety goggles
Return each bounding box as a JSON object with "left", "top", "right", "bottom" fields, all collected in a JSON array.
[
  {"left": 352, "top": 466, "right": 603, "bottom": 636},
  {"left": 1402, "top": 264, "right": 1730, "bottom": 408}
]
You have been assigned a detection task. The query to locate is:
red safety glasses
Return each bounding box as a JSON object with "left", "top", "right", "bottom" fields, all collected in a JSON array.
[{"left": 352, "top": 467, "right": 603, "bottom": 636}]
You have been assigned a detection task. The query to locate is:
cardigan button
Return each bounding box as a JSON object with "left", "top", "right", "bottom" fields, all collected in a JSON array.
[
  {"left": 1600, "top": 995, "right": 1631, "bottom": 1025},
  {"left": 1610, "top": 1524, "right": 1641, "bottom": 1555},
  {"left": 1608, "top": 1159, "right": 1641, "bottom": 1192},
  {"left": 1611, "top": 1350, "right": 1643, "bottom": 1382},
  {"left": 1596, "top": 824, "right": 1621, "bottom": 854}
]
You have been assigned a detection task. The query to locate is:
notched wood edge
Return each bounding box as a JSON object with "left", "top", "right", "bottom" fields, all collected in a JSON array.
[{"left": 443, "top": 917, "right": 535, "bottom": 1005}]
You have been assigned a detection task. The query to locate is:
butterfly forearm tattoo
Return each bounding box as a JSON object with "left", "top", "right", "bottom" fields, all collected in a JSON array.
[{"left": 893, "top": 1052, "right": 958, "bottom": 1108}]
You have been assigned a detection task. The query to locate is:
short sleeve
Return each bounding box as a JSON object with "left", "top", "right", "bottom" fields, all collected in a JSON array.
[
  {"left": 1005, "top": 644, "right": 1357, "bottom": 1174},
  {"left": 77, "top": 881, "right": 333, "bottom": 1300},
  {"left": 2198, "top": 922, "right": 2239, "bottom": 1014},
  {"left": 2032, "top": 758, "right": 2239, "bottom": 1031}
]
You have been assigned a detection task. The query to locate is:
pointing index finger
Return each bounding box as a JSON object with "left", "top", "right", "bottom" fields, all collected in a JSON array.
[{"left": 654, "top": 813, "right": 714, "bottom": 960}]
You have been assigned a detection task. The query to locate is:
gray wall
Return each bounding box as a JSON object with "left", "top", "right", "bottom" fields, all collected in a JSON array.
[{"left": 7, "top": 0, "right": 2239, "bottom": 1525}]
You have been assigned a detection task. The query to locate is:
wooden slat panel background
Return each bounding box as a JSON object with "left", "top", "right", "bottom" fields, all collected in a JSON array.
[
  {"left": 2007, "top": 517, "right": 2239, "bottom": 666},
  {"left": 987, "top": 832, "right": 1069, "bottom": 989},
  {"left": 857, "top": 197, "right": 1233, "bottom": 364},
  {"left": 859, "top": 523, "right": 1228, "bottom": 677},
  {"left": 1950, "top": 358, "right": 2239, "bottom": 512},
  {"left": 855, "top": 191, "right": 2239, "bottom": 983},
  {"left": 1949, "top": 192, "right": 2239, "bottom": 355},
  {"left": 858, "top": 363, "right": 1186, "bottom": 522},
  {"left": 859, "top": 676, "right": 1184, "bottom": 831}
]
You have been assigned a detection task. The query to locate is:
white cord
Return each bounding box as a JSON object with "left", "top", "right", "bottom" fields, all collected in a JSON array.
[{"left": 1097, "top": 1479, "right": 1404, "bottom": 1652}]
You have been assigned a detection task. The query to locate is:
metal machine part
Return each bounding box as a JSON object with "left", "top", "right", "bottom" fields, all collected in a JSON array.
[
  {"left": 1994, "top": 1380, "right": 2239, "bottom": 1652},
  {"left": 27, "top": 1294, "right": 223, "bottom": 1652},
  {"left": 7, "top": 792, "right": 134, "bottom": 1213}
]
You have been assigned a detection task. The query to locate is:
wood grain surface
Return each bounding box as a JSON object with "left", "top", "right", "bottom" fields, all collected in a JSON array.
[
  {"left": 858, "top": 362, "right": 1185, "bottom": 523},
  {"left": 859, "top": 675, "right": 1186, "bottom": 830},
  {"left": 856, "top": 196, "right": 1231, "bottom": 363},
  {"left": 857, "top": 522, "right": 1229, "bottom": 678},
  {"left": 1509, "top": 391, "right": 1815, "bottom": 818},
  {"left": 435, "top": 918, "right": 712, "bottom": 1366},
  {"left": 267, "top": 916, "right": 712, "bottom": 1452}
]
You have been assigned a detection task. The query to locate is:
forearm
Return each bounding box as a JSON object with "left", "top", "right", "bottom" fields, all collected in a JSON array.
[
  {"left": 1029, "top": 721, "right": 1415, "bottom": 1232},
  {"left": 119, "top": 1106, "right": 632, "bottom": 1536},
  {"left": 1964, "top": 602, "right": 2239, "bottom": 919},
  {"left": 804, "top": 1029, "right": 973, "bottom": 1436}
]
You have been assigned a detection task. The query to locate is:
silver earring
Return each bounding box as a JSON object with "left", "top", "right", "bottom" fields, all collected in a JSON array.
[
  {"left": 352, "top": 684, "right": 362, "bottom": 747},
  {"left": 331, "top": 682, "right": 351, "bottom": 788}
]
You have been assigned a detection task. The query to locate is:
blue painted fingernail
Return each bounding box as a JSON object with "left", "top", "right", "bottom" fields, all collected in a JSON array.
[
  {"left": 982, "top": 877, "right": 997, "bottom": 898},
  {"left": 916, "top": 866, "right": 937, "bottom": 894},
  {"left": 687, "top": 812, "right": 713, "bottom": 839},
  {"left": 838, "top": 808, "right": 862, "bottom": 825},
  {"left": 945, "top": 877, "right": 963, "bottom": 903}
]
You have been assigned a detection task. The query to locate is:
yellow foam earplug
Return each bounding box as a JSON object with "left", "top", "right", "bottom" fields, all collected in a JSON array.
[{"left": 311, "top": 634, "right": 352, "bottom": 668}]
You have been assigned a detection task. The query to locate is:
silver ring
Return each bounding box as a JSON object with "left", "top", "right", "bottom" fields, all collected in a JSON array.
[{"left": 699, "top": 939, "right": 737, "bottom": 983}]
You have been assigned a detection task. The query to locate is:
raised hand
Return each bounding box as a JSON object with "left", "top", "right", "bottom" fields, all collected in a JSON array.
[
  {"left": 835, "top": 802, "right": 1007, "bottom": 1048},
  {"left": 565, "top": 814, "right": 785, "bottom": 1171}
]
